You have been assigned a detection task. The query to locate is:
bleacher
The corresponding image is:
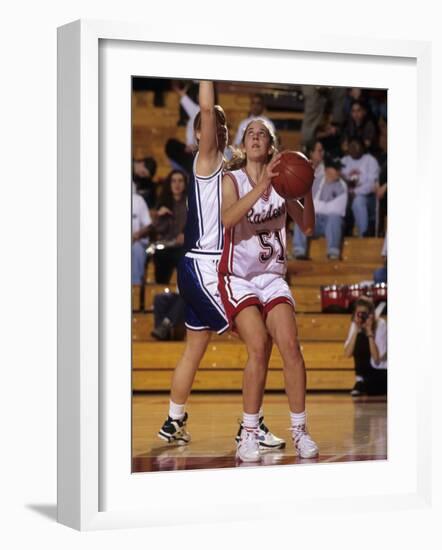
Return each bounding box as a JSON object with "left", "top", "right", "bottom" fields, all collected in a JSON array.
[
  {"left": 132, "top": 87, "right": 303, "bottom": 178},
  {"left": 132, "top": 237, "right": 383, "bottom": 392}
]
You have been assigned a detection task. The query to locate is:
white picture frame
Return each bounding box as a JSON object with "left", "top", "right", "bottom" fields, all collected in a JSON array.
[{"left": 57, "top": 19, "right": 433, "bottom": 531}]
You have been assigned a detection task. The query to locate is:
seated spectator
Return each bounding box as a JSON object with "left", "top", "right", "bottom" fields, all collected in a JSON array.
[
  {"left": 373, "top": 233, "right": 387, "bottom": 284},
  {"left": 132, "top": 182, "right": 153, "bottom": 285},
  {"left": 151, "top": 170, "right": 188, "bottom": 284},
  {"left": 233, "top": 94, "right": 275, "bottom": 146},
  {"left": 291, "top": 139, "right": 324, "bottom": 258},
  {"left": 151, "top": 291, "right": 185, "bottom": 341},
  {"left": 307, "top": 139, "right": 326, "bottom": 196},
  {"left": 343, "top": 87, "right": 366, "bottom": 117},
  {"left": 375, "top": 121, "right": 387, "bottom": 236},
  {"left": 293, "top": 154, "right": 348, "bottom": 260},
  {"left": 341, "top": 137, "right": 380, "bottom": 237},
  {"left": 300, "top": 85, "right": 346, "bottom": 150},
  {"left": 341, "top": 99, "right": 378, "bottom": 154},
  {"left": 344, "top": 296, "right": 387, "bottom": 397},
  {"left": 133, "top": 157, "right": 158, "bottom": 209},
  {"left": 165, "top": 82, "right": 200, "bottom": 179},
  {"left": 314, "top": 113, "right": 343, "bottom": 158}
]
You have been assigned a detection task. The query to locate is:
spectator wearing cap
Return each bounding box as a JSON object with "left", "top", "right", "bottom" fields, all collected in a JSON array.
[
  {"left": 293, "top": 154, "right": 348, "bottom": 260},
  {"left": 340, "top": 137, "right": 380, "bottom": 237}
]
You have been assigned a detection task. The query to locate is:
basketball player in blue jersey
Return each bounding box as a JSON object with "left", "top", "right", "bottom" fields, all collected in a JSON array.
[
  {"left": 219, "top": 118, "right": 319, "bottom": 462},
  {"left": 158, "top": 81, "right": 284, "bottom": 450}
]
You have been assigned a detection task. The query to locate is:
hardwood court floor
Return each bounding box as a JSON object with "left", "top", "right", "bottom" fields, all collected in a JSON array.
[{"left": 132, "top": 392, "right": 387, "bottom": 472}]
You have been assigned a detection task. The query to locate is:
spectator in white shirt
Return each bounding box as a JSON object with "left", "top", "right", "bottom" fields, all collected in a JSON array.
[
  {"left": 340, "top": 137, "right": 380, "bottom": 237},
  {"left": 132, "top": 182, "right": 152, "bottom": 284},
  {"left": 233, "top": 94, "right": 275, "bottom": 146},
  {"left": 344, "top": 296, "right": 387, "bottom": 397},
  {"left": 293, "top": 154, "right": 348, "bottom": 260}
]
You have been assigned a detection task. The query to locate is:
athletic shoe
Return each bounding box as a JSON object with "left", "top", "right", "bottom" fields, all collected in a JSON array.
[
  {"left": 157, "top": 413, "right": 191, "bottom": 445},
  {"left": 350, "top": 380, "right": 367, "bottom": 397},
  {"left": 291, "top": 424, "right": 319, "bottom": 459},
  {"left": 235, "top": 417, "right": 286, "bottom": 449},
  {"left": 236, "top": 428, "right": 261, "bottom": 463}
]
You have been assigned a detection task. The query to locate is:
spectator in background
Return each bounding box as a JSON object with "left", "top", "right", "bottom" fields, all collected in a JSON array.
[
  {"left": 344, "top": 88, "right": 387, "bottom": 124},
  {"left": 293, "top": 154, "right": 348, "bottom": 260},
  {"left": 300, "top": 85, "right": 346, "bottom": 151},
  {"left": 343, "top": 88, "right": 366, "bottom": 117},
  {"left": 341, "top": 137, "right": 379, "bottom": 237},
  {"left": 344, "top": 296, "right": 387, "bottom": 397},
  {"left": 133, "top": 156, "right": 158, "bottom": 209},
  {"left": 314, "top": 113, "right": 343, "bottom": 158},
  {"left": 375, "top": 116, "right": 387, "bottom": 236},
  {"left": 132, "top": 182, "right": 153, "bottom": 284},
  {"left": 307, "top": 139, "right": 326, "bottom": 196},
  {"left": 233, "top": 94, "right": 275, "bottom": 146},
  {"left": 291, "top": 139, "right": 324, "bottom": 258},
  {"left": 151, "top": 170, "right": 188, "bottom": 284},
  {"left": 165, "top": 82, "right": 200, "bottom": 179},
  {"left": 341, "top": 99, "right": 378, "bottom": 154}
]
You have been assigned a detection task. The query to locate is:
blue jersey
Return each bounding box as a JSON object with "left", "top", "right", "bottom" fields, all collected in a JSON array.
[{"left": 184, "top": 153, "right": 224, "bottom": 258}]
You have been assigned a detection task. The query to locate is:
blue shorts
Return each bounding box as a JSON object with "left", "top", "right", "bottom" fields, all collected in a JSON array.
[{"left": 177, "top": 255, "right": 229, "bottom": 334}]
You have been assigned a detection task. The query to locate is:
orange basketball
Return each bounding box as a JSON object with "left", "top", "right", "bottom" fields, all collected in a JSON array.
[{"left": 272, "top": 151, "right": 314, "bottom": 199}]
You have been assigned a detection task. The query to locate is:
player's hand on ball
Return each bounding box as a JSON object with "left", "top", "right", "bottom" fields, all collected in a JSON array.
[{"left": 266, "top": 153, "right": 282, "bottom": 181}]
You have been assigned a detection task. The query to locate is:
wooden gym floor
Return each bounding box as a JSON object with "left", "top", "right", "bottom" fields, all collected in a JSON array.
[{"left": 132, "top": 392, "right": 387, "bottom": 472}]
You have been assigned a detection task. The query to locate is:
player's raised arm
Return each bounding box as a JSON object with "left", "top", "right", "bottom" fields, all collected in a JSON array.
[
  {"left": 286, "top": 190, "right": 315, "bottom": 236},
  {"left": 196, "top": 80, "right": 221, "bottom": 175}
]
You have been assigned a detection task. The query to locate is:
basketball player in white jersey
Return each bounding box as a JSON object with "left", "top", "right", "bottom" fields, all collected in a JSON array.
[
  {"left": 219, "top": 119, "right": 319, "bottom": 462},
  {"left": 158, "top": 82, "right": 284, "bottom": 450}
]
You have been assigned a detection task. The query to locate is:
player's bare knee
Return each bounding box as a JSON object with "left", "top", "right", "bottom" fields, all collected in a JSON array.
[{"left": 246, "top": 339, "right": 268, "bottom": 369}]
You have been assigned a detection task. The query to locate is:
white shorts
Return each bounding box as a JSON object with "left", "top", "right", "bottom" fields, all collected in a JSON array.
[{"left": 218, "top": 271, "right": 295, "bottom": 326}]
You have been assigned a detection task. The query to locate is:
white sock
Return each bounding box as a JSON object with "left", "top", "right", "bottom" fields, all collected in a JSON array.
[
  {"left": 243, "top": 412, "right": 259, "bottom": 431},
  {"left": 259, "top": 407, "right": 264, "bottom": 420},
  {"left": 355, "top": 375, "right": 364, "bottom": 382},
  {"left": 169, "top": 400, "right": 185, "bottom": 420},
  {"left": 290, "top": 410, "right": 306, "bottom": 429}
]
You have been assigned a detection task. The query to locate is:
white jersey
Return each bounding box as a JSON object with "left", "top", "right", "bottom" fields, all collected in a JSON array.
[
  {"left": 219, "top": 168, "right": 288, "bottom": 278},
  {"left": 184, "top": 152, "right": 224, "bottom": 258}
]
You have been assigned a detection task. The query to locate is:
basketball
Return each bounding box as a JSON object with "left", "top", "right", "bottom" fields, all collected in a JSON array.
[{"left": 272, "top": 151, "right": 314, "bottom": 199}]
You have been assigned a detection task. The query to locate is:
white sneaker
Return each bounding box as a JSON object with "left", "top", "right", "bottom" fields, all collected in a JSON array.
[
  {"left": 235, "top": 417, "right": 286, "bottom": 449},
  {"left": 236, "top": 429, "right": 261, "bottom": 463},
  {"left": 291, "top": 424, "right": 319, "bottom": 458}
]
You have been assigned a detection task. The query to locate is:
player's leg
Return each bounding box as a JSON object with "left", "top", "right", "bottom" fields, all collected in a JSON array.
[
  {"left": 234, "top": 306, "right": 271, "bottom": 462},
  {"left": 158, "top": 257, "right": 227, "bottom": 445},
  {"left": 170, "top": 328, "right": 211, "bottom": 404},
  {"left": 265, "top": 302, "right": 319, "bottom": 458},
  {"left": 235, "top": 337, "right": 286, "bottom": 450},
  {"left": 266, "top": 303, "right": 306, "bottom": 412},
  {"left": 158, "top": 328, "right": 211, "bottom": 445}
]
